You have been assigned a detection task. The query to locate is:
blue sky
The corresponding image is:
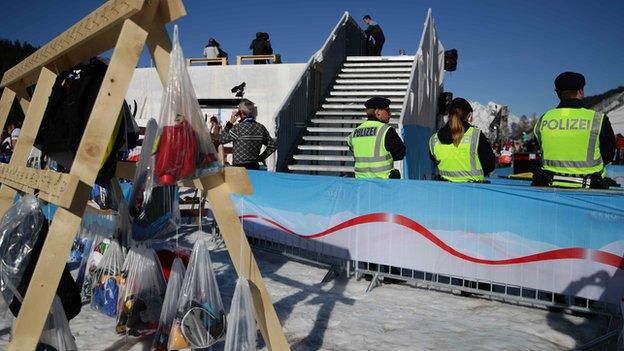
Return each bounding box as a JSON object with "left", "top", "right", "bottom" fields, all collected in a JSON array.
[{"left": 1, "top": 0, "right": 623, "bottom": 116}]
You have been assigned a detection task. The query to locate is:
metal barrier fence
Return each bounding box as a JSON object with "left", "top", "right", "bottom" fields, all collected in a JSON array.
[{"left": 274, "top": 12, "right": 366, "bottom": 171}]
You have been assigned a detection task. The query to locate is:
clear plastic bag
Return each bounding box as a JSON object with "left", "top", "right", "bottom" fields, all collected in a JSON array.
[
  {"left": 0, "top": 194, "right": 46, "bottom": 308},
  {"left": 152, "top": 257, "right": 186, "bottom": 351},
  {"left": 38, "top": 295, "right": 78, "bottom": 351},
  {"left": 224, "top": 277, "right": 257, "bottom": 351},
  {"left": 152, "top": 25, "right": 220, "bottom": 186},
  {"left": 129, "top": 118, "right": 180, "bottom": 241},
  {"left": 115, "top": 246, "right": 166, "bottom": 336},
  {"left": 81, "top": 237, "right": 113, "bottom": 301},
  {"left": 90, "top": 240, "right": 124, "bottom": 317},
  {"left": 168, "top": 236, "right": 226, "bottom": 349}
]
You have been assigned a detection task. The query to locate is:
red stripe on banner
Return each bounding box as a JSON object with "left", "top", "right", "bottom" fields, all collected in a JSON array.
[
  {"left": 591, "top": 250, "right": 624, "bottom": 269},
  {"left": 240, "top": 213, "right": 624, "bottom": 268}
]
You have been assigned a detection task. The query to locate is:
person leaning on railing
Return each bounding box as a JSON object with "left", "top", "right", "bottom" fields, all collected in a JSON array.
[
  {"left": 429, "top": 98, "right": 496, "bottom": 182},
  {"left": 532, "top": 72, "right": 617, "bottom": 189}
]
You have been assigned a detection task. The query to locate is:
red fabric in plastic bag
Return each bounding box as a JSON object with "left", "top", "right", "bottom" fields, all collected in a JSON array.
[
  {"left": 155, "top": 121, "right": 197, "bottom": 185},
  {"left": 157, "top": 249, "right": 189, "bottom": 282}
]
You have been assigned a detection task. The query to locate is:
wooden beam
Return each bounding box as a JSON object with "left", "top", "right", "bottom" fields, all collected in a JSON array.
[
  {"left": 0, "top": 87, "right": 16, "bottom": 131},
  {"left": 7, "top": 6, "right": 156, "bottom": 348},
  {"left": 0, "top": 0, "right": 145, "bottom": 88},
  {"left": 0, "top": 67, "right": 57, "bottom": 217},
  {"left": 157, "top": 0, "right": 186, "bottom": 23},
  {"left": 146, "top": 11, "right": 173, "bottom": 85},
  {"left": 14, "top": 81, "right": 31, "bottom": 115},
  {"left": 200, "top": 169, "right": 290, "bottom": 351}
]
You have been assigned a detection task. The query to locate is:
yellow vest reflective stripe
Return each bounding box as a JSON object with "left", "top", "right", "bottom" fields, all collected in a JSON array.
[
  {"left": 534, "top": 108, "right": 604, "bottom": 176},
  {"left": 430, "top": 127, "right": 484, "bottom": 182},
  {"left": 348, "top": 120, "right": 393, "bottom": 179}
]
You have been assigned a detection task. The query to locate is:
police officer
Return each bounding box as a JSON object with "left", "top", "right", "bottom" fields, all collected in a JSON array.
[
  {"left": 429, "top": 98, "right": 495, "bottom": 182},
  {"left": 348, "top": 97, "right": 405, "bottom": 179},
  {"left": 533, "top": 72, "right": 616, "bottom": 188}
]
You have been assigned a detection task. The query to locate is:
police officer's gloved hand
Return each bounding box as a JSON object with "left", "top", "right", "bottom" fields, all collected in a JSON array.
[{"left": 389, "top": 169, "right": 401, "bottom": 179}]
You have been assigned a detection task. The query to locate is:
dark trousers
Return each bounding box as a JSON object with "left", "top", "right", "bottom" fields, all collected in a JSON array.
[{"left": 371, "top": 39, "right": 385, "bottom": 56}]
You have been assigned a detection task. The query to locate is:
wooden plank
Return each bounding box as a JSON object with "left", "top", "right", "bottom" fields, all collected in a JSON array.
[
  {"left": 0, "top": 87, "right": 17, "bottom": 131},
  {"left": 188, "top": 57, "right": 228, "bottom": 66},
  {"left": 14, "top": 81, "right": 31, "bottom": 115},
  {"left": 146, "top": 11, "right": 172, "bottom": 85},
  {"left": 236, "top": 54, "right": 281, "bottom": 65},
  {"left": 0, "top": 165, "right": 81, "bottom": 209},
  {"left": 0, "top": 67, "right": 56, "bottom": 216},
  {"left": 157, "top": 0, "right": 186, "bottom": 23},
  {"left": 7, "top": 7, "right": 156, "bottom": 349},
  {"left": 200, "top": 170, "right": 290, "bottom": 351},
  {"left": 0, "top": 0, "right": 144, "bottom": 88}
]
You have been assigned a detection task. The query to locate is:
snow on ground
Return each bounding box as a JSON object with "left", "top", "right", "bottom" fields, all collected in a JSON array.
[{"left": 0, "top": 227, "right": 616, "bottom": 351}]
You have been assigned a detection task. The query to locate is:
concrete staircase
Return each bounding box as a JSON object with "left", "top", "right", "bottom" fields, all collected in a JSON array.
[{"left": 288, "top": 56, "right": 413, "bottom": 176}]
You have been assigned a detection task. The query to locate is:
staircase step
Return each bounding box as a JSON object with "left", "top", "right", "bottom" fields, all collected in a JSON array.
[
  {"left": 293, "top": 155, "right": 354, "bottom": 162},
  {"left": 335, "top": 79, "right": 409, "bottom": 84},
  {"left": 322, "top": 103, "right": 403, "bottom": 110},
  {"left": 288, "top": 164, "right": 354, "bottom": 173},
  {"left": 330, "top": 90, "right": 406, "bottom": 97},
  {"left": 342, "top": 67, "right": 412, "bottom": 73},
  {"left": 307, "top": 127, "right": 354, "bottom": 133},
  {"left": 346, "top": 56, "right": 414, "bottom": 62},
  {"left": 311, "top": 118, "right": 400, "bottom": 125},
  {"left": 303, "top": 135, "right": 348, "bottom": 142},
  {"left": 325, "top": 97, "right": 404, "bottom": 103},
  {"left": 343, "top": 62, "right": 413, "bottom": 68},
  {"left": 333, "top": 85, "right": 408, "bottom": 90},
  {"left": 298, "top": 145, "right": 350, "bottom": 151},
  {"left": 339, "top": 73, "right": 411, "bottom": 79}
]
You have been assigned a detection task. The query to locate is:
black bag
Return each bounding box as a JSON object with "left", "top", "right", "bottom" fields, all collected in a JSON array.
[{"left": 35, "top": 58, "right": 135, "bottom": 180}]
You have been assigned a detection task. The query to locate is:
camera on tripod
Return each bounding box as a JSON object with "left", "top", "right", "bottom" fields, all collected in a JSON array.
[{"left": 231, "top": 82, "right": 246, "bottom": 98}]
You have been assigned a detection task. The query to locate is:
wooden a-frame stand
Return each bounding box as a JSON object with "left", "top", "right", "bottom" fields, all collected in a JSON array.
[{"left": 0, "top": 1, "right": 289, "bottom": 350}]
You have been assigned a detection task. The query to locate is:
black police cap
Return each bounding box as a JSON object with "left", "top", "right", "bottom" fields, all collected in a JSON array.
[
  {"left": 364, "top": 97, "right": 391, "bottom": 109},
  {"left": 448, "top": 97, "right": 473, "bottom": 113},
  {"left": 555, "top": 72, "right": 585, "bottom": 92}
]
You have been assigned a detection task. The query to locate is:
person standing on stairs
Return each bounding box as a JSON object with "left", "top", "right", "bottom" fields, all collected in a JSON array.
[
  {"left": 363, "top": 15, "right": 385, "bottom": 56},
  {"left": 347, "top": 97, "right": 405, "bottom": 179}
]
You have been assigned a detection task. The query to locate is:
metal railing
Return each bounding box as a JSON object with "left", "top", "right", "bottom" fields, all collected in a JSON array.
[
  {"left": 592, "top": 91, "right": 624, "bottom": 115},
  {"left": 274, "top": 12, "right": 367, "bottom": 171}
]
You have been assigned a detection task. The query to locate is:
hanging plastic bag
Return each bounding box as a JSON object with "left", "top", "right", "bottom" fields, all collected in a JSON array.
[
  {"left": 90, "top": 240, "right": 124, "bottom": 317},
  {"left": 81, "top": 237, "right": 112, "bottom": 301},
  {"left": 152, "top": 25, "right": 220, "bottom": 186},
  {"left": 37, "top": 295, "right": 78, "bottom": 351},
  {"left": 152, "top": 257, "right": 186, "bottom": 351},
  {"left": 224, "top": 277, "right": 257, "bottom": 351},
  {"left": 168, "top": 237, "right": 226, "bottom": 350},
  {"left": 0, "top": 195, "right": 81, "bottom": 320},
  {"left": 129, "top": 118, "right": 180, "bottom": 241},
  {"left": 116, "top": 246, "right": 166, "bottom": 336}
]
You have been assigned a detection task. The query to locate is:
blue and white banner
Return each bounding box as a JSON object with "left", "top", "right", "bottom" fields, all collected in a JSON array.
[{"left": 234, "top": 171, "right": 624, "bottom": 304}]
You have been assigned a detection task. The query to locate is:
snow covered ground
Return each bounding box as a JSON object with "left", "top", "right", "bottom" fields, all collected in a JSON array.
[{"left": 0, "top": 227, "right": 617, "bottom": 351}]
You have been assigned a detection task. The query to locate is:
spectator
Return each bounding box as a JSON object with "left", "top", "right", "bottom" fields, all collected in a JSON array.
[
  {"left": 220, "top": 99, "right": 276, "bottom": 170},
  {"left": 209, "top": 116, "right": 221, "bottom": 150},
  {"left": 203, "top": 38, "right": 228, "bottom": 65},
  {"left": 7, "top": 121, "right": 21, "bottom": 149},
  {"left": 363, "top": 15, "right": 385, "bottom": 56},
  {"left": 249, "top": 32, "right": 273, "bottom": 64}
]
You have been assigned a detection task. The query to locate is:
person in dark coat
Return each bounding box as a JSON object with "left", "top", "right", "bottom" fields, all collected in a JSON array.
[
  {"left": 363, "top": 15, "right": 385, "bottom": 56},
  {"left": 249, "top": 32, "right": 273, "bottom": 64}
]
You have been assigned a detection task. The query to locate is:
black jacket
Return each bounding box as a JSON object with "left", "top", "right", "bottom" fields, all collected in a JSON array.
[
  {"left": 365, "top": 22, "right": 385, "bottom": 44},
  {"left": 429, "top": 121, "right": 496, "bottom": 175},
  {"left": 250, "top": 39, "right": 273, "bottom": 55},
  {"left": 538, "top": 98, "right": 616, "bottom": 165},
  {"left": 349, "top": 117, "right": 406, "bottom": 161}
]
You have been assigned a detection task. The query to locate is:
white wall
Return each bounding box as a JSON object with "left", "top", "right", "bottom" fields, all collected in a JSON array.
[{"left": 126, "top": 63, "right": 307, "bottom": 170}]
